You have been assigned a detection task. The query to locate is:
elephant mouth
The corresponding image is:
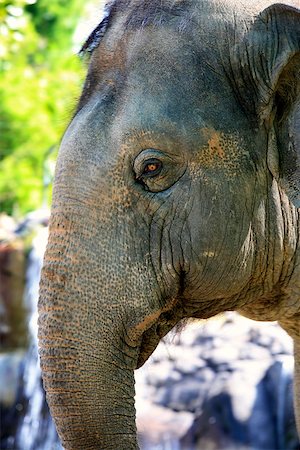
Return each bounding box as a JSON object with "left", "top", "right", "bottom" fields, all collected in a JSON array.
[{"left": 135, "top": 302, "right": 184, "bottom": 368}]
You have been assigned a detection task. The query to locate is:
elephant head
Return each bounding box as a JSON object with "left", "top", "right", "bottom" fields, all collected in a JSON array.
[{"left": 38, "top": 0, "right": 300, "bottom": 448}]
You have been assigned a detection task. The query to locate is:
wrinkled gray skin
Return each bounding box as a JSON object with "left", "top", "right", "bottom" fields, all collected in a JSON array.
[{"left": 38, "top": 0, "right": 300, "bottom": 448}]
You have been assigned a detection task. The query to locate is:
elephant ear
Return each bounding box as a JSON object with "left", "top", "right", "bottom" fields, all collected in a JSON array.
[{"left": 231, "top": 4, "right": 300, "bottom": 207}]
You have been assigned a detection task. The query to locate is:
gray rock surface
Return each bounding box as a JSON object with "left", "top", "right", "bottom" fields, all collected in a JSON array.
[{"left": 136, "top": 314, "right": 299, "bottom": 449}]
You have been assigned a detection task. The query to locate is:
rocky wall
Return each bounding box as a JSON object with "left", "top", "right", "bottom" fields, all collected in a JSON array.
[
  {"left": 136, "top": 315, "right": 298, "bottom": 449},
  {"left": 0, "top": 215, "right": 28, "bottom": 351}
]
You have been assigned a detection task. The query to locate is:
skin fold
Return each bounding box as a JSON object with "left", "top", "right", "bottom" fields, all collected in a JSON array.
[{"left": 38, "top": 0, "right": 300, "bottom": 448}]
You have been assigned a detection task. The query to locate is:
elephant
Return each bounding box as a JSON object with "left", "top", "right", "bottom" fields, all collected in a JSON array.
[{"left": 38, "top": 0, "right": 300, "bottom": 448}]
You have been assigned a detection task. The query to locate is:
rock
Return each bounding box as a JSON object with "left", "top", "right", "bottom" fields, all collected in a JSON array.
[
  {"left": 249, "top": 324, "right": 293, "bottom": 356},
  {"left": 174, "top": 350, "right": 206, "bottom": 375},
  {"left": 144, "top": 360, "right": 182, "bottom": 387},
  {"left": 136, "top": 400, "right": 194, "bottom": 447},
  {"left": 0, "top": 351, "right": 25, "bottom": 408},
  {"left": 0, "top": 215, "right": 16, "bottom": 241},
  {"left": 165, "top": 376, "right": 213, "bottom": 413},
  {"left": 264, "top": 357, "right": 298, "bottom": 449},
  {"left": 0, "top": 239, "right": 27, "bottom": 350},
  {"left": 147, "top": 341, "right": 179, "bottom": 362},
  {"left": 201, "top": 344, "right": 241, "bottom": 366},
  {"left": 0, "top": 351, "right": 27, "bottom": 449},
  {"left": 239, "top": 342, "right": 271, "bottom": 361},
  {"left": 136, "top": 313, "right": 297, "bottom": 449}
]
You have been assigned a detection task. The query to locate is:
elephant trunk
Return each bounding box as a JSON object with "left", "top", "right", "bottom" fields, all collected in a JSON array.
[
  {"left": 295, "top": 339, "right": 300, "bottom": 436},
  {"left": 38, "top": 211, "right": 140, "bottom": 449}
]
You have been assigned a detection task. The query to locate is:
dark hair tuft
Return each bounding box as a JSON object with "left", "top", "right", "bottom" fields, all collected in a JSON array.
[{"left": 79, "top": 0, "right": 118, "bottom": 56}]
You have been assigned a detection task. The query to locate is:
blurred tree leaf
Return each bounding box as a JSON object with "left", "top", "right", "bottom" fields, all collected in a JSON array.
[{"left": 0, "top": 0, "right": 88, "bottom": 215}]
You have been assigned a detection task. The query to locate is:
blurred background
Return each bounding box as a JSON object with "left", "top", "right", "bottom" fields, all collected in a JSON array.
[
  {"left": 0, "top": 1, "right": 299, "bottom": 449},
  {"left": 0, "top": 0, "right": 104, "bottom": 217}
]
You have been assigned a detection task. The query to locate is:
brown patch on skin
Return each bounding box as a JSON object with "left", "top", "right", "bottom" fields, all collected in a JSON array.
[
  {"left": 127, "top": 310, "right": 162, "bottom": 344},
  {"left": 0, "top": 241, "right": 27, "bottom": 350},
  {"left": 189, "top": 128, "right": 248, "bottom": 180},
  {"left": 126, "top": 297, "right": 179, "bottom": 346},
  {"left": 128, "top": 296, "right": 185, "bottom": 368},
  {"left": 206, "top": 129, "right": 226, "bottom": 159}
]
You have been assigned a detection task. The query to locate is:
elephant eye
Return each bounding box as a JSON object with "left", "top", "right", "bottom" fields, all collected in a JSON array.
[
  {"left": 142, "top": 159, "right": 162, "bottom": 177},
  {"left": 133, "top": 149, "right": 179, "bottom": 193}
]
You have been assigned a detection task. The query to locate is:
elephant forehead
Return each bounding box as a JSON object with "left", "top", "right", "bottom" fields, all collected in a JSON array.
[{"left": 60, "top": 18, "right": 259, "bottom": 174}]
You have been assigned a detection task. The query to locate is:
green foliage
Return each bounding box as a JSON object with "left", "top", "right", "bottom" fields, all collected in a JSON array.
[{"left": 0, "top": 0, "right": 87, "bottom": 215}]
